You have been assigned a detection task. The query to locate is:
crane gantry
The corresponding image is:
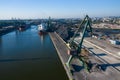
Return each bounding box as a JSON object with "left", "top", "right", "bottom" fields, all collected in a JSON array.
[{"left": 66, "top": 15, "right": 93, "bottom": 72}]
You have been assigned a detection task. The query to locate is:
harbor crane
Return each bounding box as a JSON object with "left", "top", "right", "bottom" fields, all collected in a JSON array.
[{"left": 66, "top": 15, "right": 93, "bottom": 72}]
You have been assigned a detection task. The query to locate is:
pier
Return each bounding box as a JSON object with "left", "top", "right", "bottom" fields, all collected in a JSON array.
[{"left": 49, "top": 32, "right": 120, "bottom": 80}]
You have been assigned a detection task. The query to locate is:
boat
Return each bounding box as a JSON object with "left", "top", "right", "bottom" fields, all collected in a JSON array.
[
  {"left": 18, "top": 22, "right": 30, "bottom": 31},
  {"left": 38, "top": 23, "right": 47, "bottom": 33},
  {"left": 18, "top": 25, "right": 26, "bottom": 31}
]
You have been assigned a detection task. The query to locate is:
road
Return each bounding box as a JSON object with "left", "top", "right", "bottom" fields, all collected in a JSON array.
[
  {"left": 74, "top": 37, "right": 120, "bottom": 71},
  {"left": 86, "top": 38, "right": 120, "bottom": 57},
  {"left": 83, "top": 39, "right": 120, "bottom": 71}
]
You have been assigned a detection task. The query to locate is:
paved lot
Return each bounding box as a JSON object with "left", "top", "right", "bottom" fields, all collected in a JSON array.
[
  {"left": 50, "top": 32, "right": 120, "bottom": 80},
  {"left": 86, "top": 38, "right": 120, "bottom": 57}
]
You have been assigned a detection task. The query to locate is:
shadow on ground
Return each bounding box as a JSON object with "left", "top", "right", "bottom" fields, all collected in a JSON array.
[{"left": 100, "top": 63, "right": 120, "bottom": 71}]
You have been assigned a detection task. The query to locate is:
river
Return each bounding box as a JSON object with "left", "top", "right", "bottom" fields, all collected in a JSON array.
[{"left": 0, "top": 25, "right": 68, "bottom": 80}]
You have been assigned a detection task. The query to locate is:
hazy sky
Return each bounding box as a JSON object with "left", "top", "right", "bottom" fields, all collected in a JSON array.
[{"left": 0, "top": 0, "right": 120, "bottom": 19}]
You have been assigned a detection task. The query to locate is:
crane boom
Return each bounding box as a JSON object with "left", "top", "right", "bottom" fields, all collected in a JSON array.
[{"left": 66, "top": 15, "right": 93, "bottom": 72}]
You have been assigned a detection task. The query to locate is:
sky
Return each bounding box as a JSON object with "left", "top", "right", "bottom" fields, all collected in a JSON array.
[{"left": 0, "top": 0, "right": 120, "bottom": 19}]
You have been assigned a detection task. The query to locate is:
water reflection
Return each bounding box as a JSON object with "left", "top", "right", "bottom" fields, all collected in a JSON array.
[
  {"left": 0, "top": 37, "right": 2, "bottom": 54},
  {"left": 39, "top": 34, "right": 44, "bottom": 44},
  {"left": 0, "top": 36, "right": 2, "bottom": 44},
  {"left": 38, "top": 32, "right": 48, "bottom": 45}
]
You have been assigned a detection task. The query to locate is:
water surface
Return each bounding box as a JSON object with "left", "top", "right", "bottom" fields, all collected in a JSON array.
[{"left": 0, "top": 26, "right": 68, "bottom": 80}]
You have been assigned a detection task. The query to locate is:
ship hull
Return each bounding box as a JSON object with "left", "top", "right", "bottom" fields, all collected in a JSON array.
[
  {"left": 38, "top": 30, "right": 47, "bottom": 35},
  {"left": 38, "top": 23, "right": 47, "bottom": 33}
]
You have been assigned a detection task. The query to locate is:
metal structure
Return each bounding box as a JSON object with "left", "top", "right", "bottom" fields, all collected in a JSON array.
[
  {"left": 66, "top": 15, "right": 92, "bottom": 72},
  {"left": 48, "top": 17, "right": 51, "bottom": 28},
  {"left": 47, "top": 16, "right": 53, "bottom": 32}
]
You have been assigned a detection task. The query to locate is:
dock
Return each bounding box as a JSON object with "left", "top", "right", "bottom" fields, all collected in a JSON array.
[{"left": 49, "top": 32, "right": 120, "bottom": 80}]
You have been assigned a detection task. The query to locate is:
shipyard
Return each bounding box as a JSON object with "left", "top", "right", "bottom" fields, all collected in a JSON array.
[{"left": 0, "top": 0, "right": 120, "bottom": 80}]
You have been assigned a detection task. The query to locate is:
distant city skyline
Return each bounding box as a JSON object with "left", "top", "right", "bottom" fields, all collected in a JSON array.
[{"left": 0, "top": 0, "right": 120, "bottom": 19}]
